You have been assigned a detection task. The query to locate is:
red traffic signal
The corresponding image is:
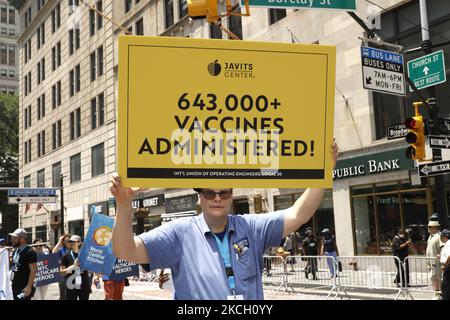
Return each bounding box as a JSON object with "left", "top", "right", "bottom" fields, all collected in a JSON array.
[{"left": 404, "top": 115, "right": 425, "bottom": 161}]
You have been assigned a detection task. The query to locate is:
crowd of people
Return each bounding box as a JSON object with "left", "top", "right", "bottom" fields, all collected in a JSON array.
[
  {"left": 391, "top": 215, "right": 450, "bottom": 300},
  {"left": 264, "top": 227, "right": 339, "bottom": 280},
  {"left": 0, "top": 230, "right": 132, "bottom": 300}
]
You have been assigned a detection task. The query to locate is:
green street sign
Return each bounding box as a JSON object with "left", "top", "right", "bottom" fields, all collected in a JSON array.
[
  {"left": 242, "top": 0, "right": 357, "bottom": 10},
  {"left": 407, "top": 50, "right": 446, "bottom": 91}
]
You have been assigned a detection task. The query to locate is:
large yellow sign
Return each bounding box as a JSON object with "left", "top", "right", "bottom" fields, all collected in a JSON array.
[{"left": 118, "top": 36, "right": 336, "bottom": 188}]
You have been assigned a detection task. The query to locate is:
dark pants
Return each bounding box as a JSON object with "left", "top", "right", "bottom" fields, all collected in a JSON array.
[
  {"left": 442, "top": 268, "right": 450, "bottom": 300},
  {"left": 66, "top": 288, "right": 91, "bottom": 300},
  {"left": 305, "top": 257, "right": 318, "bottom": 279},
  {"left": 12, "top": 287, "right": 35, "bottom": 300},
  {"left": 264, "top": 258, "right": 272, "bottom": 276},
  {"left": 58, "top": 280, "right": 66, "bottom": 300},
  {"left": 394, "top": 257, "right": 410, "bottom": 286}
]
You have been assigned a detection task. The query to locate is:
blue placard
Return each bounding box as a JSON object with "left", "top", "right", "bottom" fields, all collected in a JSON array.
[
  {"left": 35, "top": 253, "right": 63, "bottom": 287},
  {"left": 109, "top": 259, "right": 139, "bottom": 281},
  {"left": 361, "top": 47, "right": 403, "bottom": 65},
  {"left": 78, "top": 212, "right": 116, "bottom": 274}
]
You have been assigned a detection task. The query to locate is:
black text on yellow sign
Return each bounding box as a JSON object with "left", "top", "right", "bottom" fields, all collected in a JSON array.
[{"left": 118, "top": 36, "right": 336, "bottom": 188}]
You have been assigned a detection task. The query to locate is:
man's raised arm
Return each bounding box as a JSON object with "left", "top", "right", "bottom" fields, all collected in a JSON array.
[{"left": 110, "top": 174, "right": 150, "bottom": 264}]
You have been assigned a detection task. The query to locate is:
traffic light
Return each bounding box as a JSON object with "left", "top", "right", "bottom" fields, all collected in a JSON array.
[
  {"left": 187, "top": 0, "right": 218, "bottom": 24},
  {"left": 405, "top": 114, "right": 425, "bottom": 161}
]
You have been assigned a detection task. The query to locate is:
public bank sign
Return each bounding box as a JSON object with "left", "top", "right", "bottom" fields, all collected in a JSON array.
[{"left": 333, "top": 148, "right": 414, "bottom": 180}]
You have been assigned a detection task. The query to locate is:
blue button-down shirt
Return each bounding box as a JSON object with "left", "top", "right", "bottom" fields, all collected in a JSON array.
[{"left": 138, "top": 210, "right": 286, "bottom": 300}]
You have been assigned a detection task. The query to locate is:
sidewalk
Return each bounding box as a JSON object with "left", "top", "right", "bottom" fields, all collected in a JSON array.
[{"left": 40, "top": 280, "right": 434, "bottom": 300}]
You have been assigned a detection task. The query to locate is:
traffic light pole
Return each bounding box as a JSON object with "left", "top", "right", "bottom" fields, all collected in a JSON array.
[
  {"left": 419, "top": 0, "right": 449, "bottom": 228},
  {"left": 347, "top": 6, "right": 449, "bottom": 228}
]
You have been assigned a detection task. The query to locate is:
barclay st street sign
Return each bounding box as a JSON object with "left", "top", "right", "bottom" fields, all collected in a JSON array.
[{"left": 241, "top": 0, "right": 357, "bottom": 10}]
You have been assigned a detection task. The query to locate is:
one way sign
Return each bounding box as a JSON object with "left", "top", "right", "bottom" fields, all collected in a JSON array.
[
  {"left": 429, "top": 135, "right": 450, "bottom": 149},
  {"left": 418, "top": 160, "right": 450, "bottom": 177}
]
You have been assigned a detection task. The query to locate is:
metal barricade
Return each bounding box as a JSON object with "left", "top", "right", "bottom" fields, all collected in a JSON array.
[
  {"left": 262, "top": 256, "right": 284, "bottom": 289},
  {"left": 403, "top": 256, "right": 442, "bottom": 300},
  {"left": 337, "top": 256, "right": 406, "bottom": 300},
  {"left": 284, "top": 255, "right": 340, "bottom": 299}
]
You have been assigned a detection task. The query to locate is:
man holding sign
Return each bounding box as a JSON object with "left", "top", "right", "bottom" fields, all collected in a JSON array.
[{"left": 111, "top": 141, "right": 338, "bottom": 300}]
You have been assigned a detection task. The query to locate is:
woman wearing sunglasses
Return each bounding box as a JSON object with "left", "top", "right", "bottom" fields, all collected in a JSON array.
[
  {"left": 31, "top": 239, "right": 49, "bottom": 300},
  {"left": 111, "top": 141, "right": 338, "bottom": 300}
]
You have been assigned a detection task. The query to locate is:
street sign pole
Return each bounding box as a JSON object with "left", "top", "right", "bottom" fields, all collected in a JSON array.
[
  {"left": 420, "top": 0, "right": 449, "bottom": 228},
  {"left": 60, "top": 174, "right": 64, "bottom": 235}
]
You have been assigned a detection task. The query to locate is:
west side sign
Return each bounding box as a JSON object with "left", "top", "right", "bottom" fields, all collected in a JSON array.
[{"left": 118, "top": 36, "right": 336, "bottom": 188}]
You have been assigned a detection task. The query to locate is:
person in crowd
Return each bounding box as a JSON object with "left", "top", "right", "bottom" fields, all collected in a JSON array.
[
  {"left": 60, "top": 235, "right": 92, "bottom": 300},
  {"left": 9, "top": 229, "right": 37, "bottom": 300},
  {"left": 0, "top": 238, "right": 5, "bottom": 248},
  {"left": 392, "top": 228, "right": 411, "bottom": 287},
  {"left": 31, "top": 239, "right": 49, "bottom": 300},
  {"left": 302, "top": 230, "right": 318, "bottom": 280},
  {"left": 439, "top": 229, "right": 450, "bottom": 300},
  {"left": 426, "top": 217, "right": 443, "bottom": 300},
  {"left": 283, "top": 233, "right": 297, "bottom": 272},
  {"left": 52, "top": 234, "right": 72, "bottom": 300},
  {"left": 320, "top": 228, "right": 339, "bottom": 278},
  {"left": 94, "top": 273, "right": 126, "bottom": 300}
]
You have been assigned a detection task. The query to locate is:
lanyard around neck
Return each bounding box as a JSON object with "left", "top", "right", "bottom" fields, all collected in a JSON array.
[
  {"left": 13, "top": 245, "right": 28, "bottom": 263},
  {"left": 212, "top": 232, "right": 236, "bottom": 294}
]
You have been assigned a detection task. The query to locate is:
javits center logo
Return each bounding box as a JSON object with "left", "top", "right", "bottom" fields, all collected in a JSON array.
[
  {"left": 208, "top": 60, "right": 222, "bottom": 76},
  {"left": 207, "top": 60, "right": 255, "bottom": 79}
]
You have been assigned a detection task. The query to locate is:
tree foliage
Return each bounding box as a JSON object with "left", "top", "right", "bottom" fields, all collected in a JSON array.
[{"left": 0, "top": 93, "right": 19, "bottom": 183}]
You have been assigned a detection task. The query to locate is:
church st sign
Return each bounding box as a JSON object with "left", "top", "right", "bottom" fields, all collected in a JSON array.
[{"left": 333, "top": 148, "right": 414, "bottom": 180}]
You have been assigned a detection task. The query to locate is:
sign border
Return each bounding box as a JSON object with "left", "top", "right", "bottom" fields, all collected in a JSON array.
[{"left": 118, "top": 36, "right": 336, "bottom": 188}]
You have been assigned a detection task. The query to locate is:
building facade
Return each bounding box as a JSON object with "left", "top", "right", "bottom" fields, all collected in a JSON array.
[
  {"left": 0, "top": 0, "right": 18, "bottom": 94},
  {"left": 12, "top": 0, "right": 450, "bottom": 255}
]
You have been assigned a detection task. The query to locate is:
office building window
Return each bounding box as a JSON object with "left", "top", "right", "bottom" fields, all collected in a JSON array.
[
  {"left": 8, "top": 46, "right": 15, "bottom": 66},
  {"left": 97, "top": 1, "right": 103, "bottom": 30},
  {"left": 91, "top": 143, "right": 105, "bottom": 177},
  {"left": 89, "top": 9, "right": 96, "bottom": 36},
  {"left": 165, "top": 0, "right": 174, "bottom": 29},
  {"left": 52, "top": 120, "right": 62, "bottom": 150},
  {"left": 179, "top": 0, "right": 188, "bottom": 18},
  {"left": 37, "top": 94, "right": 45, "bottom": 120},
  {"left": 125, "top": 0, "right": 132, "bottom": 13},
  {"left": 269, "top": 9, "right": 287, "bottom": 25},
  {"left": 24, "top": 175, "right": 31, "bottom": 187},
  {"left": 37, "top": 169, "right": 45, "bottom": 187},
  {"left": 90, "top": 51, "right": 96, "bottom": 81},
  {"left": 70, "top": 107, "right": 81, "bottom": 140},
  {"left": 97, "top": 46, "right": 103, "bottom": 77},
  {"left": 91, "top": 93, "right": 105, "bottom": 129},
  {"left": 70, "top": 153, "right": 81, "bottom": 183},
  {"left": 52, "top": 162, "right": 62, "bottom": 188},
  {"left": 136, "top": 17, "right": 144, "bottom": 35}
]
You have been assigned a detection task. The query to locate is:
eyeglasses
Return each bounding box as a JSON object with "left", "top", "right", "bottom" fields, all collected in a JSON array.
[
  {"left": 36, "top": 245, "right": 43, "bottom": 248},
  {"left": 201, "top": 189, "right": 232, "bottom": 200}
]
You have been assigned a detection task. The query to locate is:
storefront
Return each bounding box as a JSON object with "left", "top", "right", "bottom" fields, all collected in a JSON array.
[
  {"left": 333, "top": 146, "right": 433, "bottom": 256},
  {"left": 162, "top": 193, "right": 198, "bottom": 223},
  {"left": 88, "top": 201, "right": 109, "bottom": 219},
  {"left": 132, "top": 193, "right": 165, "bottom": 232}
]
